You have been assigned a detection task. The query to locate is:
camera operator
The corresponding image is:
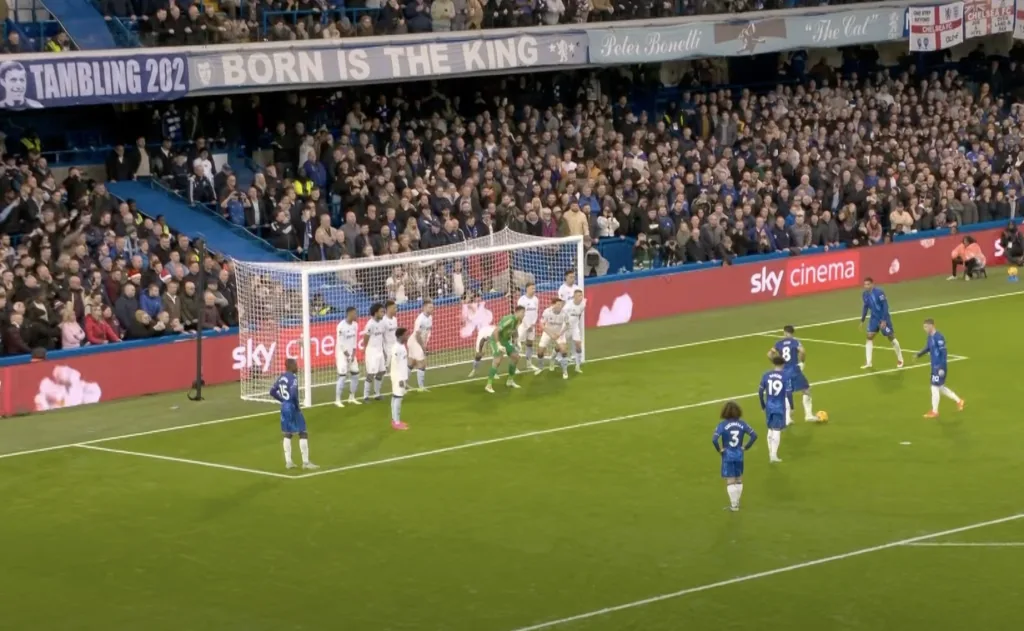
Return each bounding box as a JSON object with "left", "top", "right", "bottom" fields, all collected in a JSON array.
[{"left": 1000, "top": 221, "right": 1024, "bottom": 266}]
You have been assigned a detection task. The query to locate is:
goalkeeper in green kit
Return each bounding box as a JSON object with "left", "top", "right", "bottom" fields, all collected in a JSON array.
[{"left": 485, "top": 306, "right": 526, "bottom": 394}]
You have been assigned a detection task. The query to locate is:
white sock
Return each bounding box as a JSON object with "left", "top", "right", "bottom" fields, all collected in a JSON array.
[
  {"left": 736, "top": 483, "right": 743, "bottom": 505},
  {"left": 892, "top": 338, "right": 904, "bottom": 362},
  {"left": 574, "top": 350, "right": 582, "bottom": 368},
  {"left": 768, "top": 429, "right": 781, "bottom": 459},
  {"left": 539, "top": 355, "right": 547, "bottom": 368},
  {"left": 940, "top": 386, "right": 961, "bottom": 402},
  {"left": 784, "top": 397, "right": 793, "bottom": 423},
  {"left": 299, "top": 437, "right": 309, "bottom": 464},
  {"left": 391, "top": 396, "right": 402, "bottom": 422},
  {"left": 363, "top": 378, "right": 372, "bottom": 399},
  {"left": 931, "top": 386, "right": 940, "bottom": 413},
  {"left": 525, "top": 346, "right": 534, "bottom": 364},
  {"left": 282, "top": 437, "right": 293, "bottom": 465},
  {"left": 374, "top": 377, "right": 383, "bottom": 397},
  {"left": 335, "top": 376, "right": 346, "bottom": 400},
  {"left": 865, "top": 339, "right": 874, "bottom": 365},
  {"left": 560, "top": 355, "right": 569, "bottom": 372},
  {"left": 802, "top": 393, "right": 813, "bottom": 418},
  {"left": 349, "top": 373, "right": 359, "bottom": 396},
  {"left": 726, "top": 483, "right": 741, "bottom": 508},
  {"left": 416, "top": 368, "right": 425, "bottom": 388}
]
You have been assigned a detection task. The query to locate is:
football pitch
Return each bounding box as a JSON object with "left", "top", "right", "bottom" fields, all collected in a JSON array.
[{"left": 2, "top": 276, "right": 1023, "bottom": 631}]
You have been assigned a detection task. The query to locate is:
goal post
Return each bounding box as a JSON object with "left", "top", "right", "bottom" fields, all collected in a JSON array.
[{"left": 233, "top": 230, "right": 585, "bottom": 407}]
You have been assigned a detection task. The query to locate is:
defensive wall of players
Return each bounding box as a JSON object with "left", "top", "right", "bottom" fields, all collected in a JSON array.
[
  {"left": 9, "top": 1, "right": 1020, "bottom": 111},
  {"left": 0, "top": 219, "right": 1018, "bottom": 417}
]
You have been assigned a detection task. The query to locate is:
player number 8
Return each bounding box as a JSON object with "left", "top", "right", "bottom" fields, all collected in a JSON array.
[{"left": 781, "top": 347, "right": 792, "bottom": 362}]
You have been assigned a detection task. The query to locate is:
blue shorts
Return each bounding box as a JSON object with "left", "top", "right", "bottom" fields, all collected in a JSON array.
[
  {"left": 787, "top": 368, "right": 810, "bottom": 392},
  {"left": 721, "top": 459, "right": 744, "bottom": 478},
  {"left": 930, "top": 371, "right": 946, "bottom": 387},
  {"left": 766, "top": 411, "right": 787, "bottom": 430},
  {"left": 280, "top": 409, "right": 307, "bottom": 434},
  {"left": 867, "top": 318, "right": 894, "bottom": 337}
]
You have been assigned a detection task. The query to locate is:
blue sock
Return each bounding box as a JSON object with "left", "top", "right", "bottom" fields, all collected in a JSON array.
[
  {"left": 416, "top": 369, "right": 425, "bottom": 388},
  {"left": 391, "top": 396, "right": 402, "bottom": 422}
]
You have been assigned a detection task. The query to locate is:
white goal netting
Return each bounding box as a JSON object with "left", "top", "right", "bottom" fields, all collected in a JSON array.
[{"left": 233, "top": 230, "right": 584, "bottom": 406}]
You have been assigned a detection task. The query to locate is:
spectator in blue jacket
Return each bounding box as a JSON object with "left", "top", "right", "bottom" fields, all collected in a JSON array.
[
  {"left": 405, "top": 0, "right": 433, "bottom": 32},
  {"left": 302, "top": 151, "right": 328, "bottom": 191},
  {"left": 140, "top": 283, "right": 163, "bottom": 319}
]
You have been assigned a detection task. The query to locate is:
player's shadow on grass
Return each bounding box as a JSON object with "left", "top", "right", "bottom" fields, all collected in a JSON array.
[{"left": 869, "top": 370, "right": 910, "bottom": 395}]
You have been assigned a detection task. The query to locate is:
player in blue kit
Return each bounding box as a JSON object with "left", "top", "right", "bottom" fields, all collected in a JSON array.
[
  {"left": 768, "top": 325, "right": 818, "bottom": 424},
  {"left": 712, "top": 401, "right": 758, "bottom": 512},
  {"left": 758, "top": 356, "right": 790, "bottom": 463},
  {"left": 916, "top": 319, "right": 965, "bottom": 418},
  {"left": 270, "top": 358, "right": 318, "bottom": 470},
  {"left": 860, "top": 278, "right": 905, "bottom": 369}
]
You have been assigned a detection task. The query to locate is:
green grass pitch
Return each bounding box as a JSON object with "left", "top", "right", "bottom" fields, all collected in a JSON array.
[{"left": 2, "top": 276, "right": 1023, "bottom": 630}]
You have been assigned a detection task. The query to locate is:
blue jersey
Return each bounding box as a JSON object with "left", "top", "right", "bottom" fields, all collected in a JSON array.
[
  {"left": 862, "top": 287, "right": 894, "bottom": 336},
  {"left": 271, "top": 371, "right": 306, "bottom": 433},
  {"left": 713, "top": 418, "right": 758, "bottom": 478},
  {"left": 917, "top": 331, "right": 949, "bottom": 385},
  {"left": 773, "top": 337, "right": 809, "bottom": 391},
  {"left": 759, "top": 369, "right": 790, "bottom": 430}
]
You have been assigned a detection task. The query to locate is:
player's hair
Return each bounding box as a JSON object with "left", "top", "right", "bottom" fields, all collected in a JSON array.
[
  {"left": 525, "top": 282, "right": 536, "bottom": 289},
  {"left": 515, "top": 305, "right": 526, "bottom": 312},
  {"left": 783, "top": 325, "right": 795, "bottom": 334},
  {"left": 345, "top": 306, "right": 357, "bottom": 315},
  {"left": 574, "top": 288, "right": 584, "bottom": 295},
  {"left": 863, "top": 277, "right": 874, "bottom": 284},
  {"left": 422, "top": 298, "right": 433, "bottom": 306},
  {"left": 551, "top": 296, "right": 564, "bottom": 303},
  {"left": 385, "top": 300, "right": 396, "bottom": 309},
  {"left": 564, "top": 269, "right": 574, "bottom": 278},
  {"left": 395, "top": 327, "right": 408, "bottom": 339},
  {"left": 923, "top": 318, "right": 935, "bottom": 325},
  {"left": 285, "top": 358, "right": 298, "bottom": 373},
  {"left": 369, "top": 302, "right": 384, "bottom": 316},
  {"left": 771, "top": 356, "right": 786, "bottom": 366},
  {"left": 721, "top": 401, "right": 743, "bottom": 420}
]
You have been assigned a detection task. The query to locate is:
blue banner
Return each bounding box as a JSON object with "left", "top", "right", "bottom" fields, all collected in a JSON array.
[{"left": 0, "top": 53, "right": 189, "bottom": 111}]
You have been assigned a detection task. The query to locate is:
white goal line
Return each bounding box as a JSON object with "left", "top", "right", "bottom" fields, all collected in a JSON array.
[{"left": 0, "top": 289, "right": 1016, "bottom": 464}]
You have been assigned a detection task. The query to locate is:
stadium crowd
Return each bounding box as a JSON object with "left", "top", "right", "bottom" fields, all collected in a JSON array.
[
  {"left": 0, "top": 159, "right": 239, "bottom": 356},
  {"left": 4, "top": 44, "right": 1024, "bottom": 355},
  {"left": 83, "top": 0, "right": 861, "bottom": 46}
]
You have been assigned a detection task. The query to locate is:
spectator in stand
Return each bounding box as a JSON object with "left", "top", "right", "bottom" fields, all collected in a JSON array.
[
  {"left": 44, "top": 31, "right": 73, "bottom": 53},
  {"left": 432, "top": 0, "right": 456, "bottom": 31},
  {"left": 2, "top": 31, "right": 25, "bottom": 54},
  {"left": 106, "top": 143, "right": 134, "bottom": 183},
  {"left": 59, "top": 305, "right": 86, "bottom": 349},
  {"left": 201, "top": 291, "right": 228, "bottom": 332},
  {"left": 3, "top": 312, "right": 31, "bottom": 356},
  {"left": 85, "top": 305, "right": 121, "bottom": 345}
]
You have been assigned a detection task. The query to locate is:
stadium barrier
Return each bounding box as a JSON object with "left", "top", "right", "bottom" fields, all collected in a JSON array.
[{"left": 0, "top": 224, "right": 1015, "bottom": 416}]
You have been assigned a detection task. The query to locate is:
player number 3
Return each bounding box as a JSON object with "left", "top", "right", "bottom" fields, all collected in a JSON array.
[{"left": 728, "top": 430, "right": 740, "bottom": 448}]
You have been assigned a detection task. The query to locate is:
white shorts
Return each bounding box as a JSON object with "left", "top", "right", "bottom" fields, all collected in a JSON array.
[
  {"left": 391, "top": 380, "right": 406, "bottom": 398},
  {"left": 476, "top": 329, "right": 492, "bottom": 353},
  {"left": 365, "top": 348, "right": 387, "bottom": 375},
  {"left": 539, "top": 331, "right": 566, "bottom": 349},
  {"left": 567, "top": 326, "right": 583, "bottom": 343},
  {"left": 408, "top": 340, "right": 426, "bottom": 362},
  {"left": 336, "top": 352, "right": 359, "bottom": 375},
  {"left": 517, "top": 324, "right": 536, "bottom": 343}
]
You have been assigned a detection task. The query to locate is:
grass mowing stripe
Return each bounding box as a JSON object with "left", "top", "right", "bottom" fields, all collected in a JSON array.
[
  {"left": 1, "top": 288, "right": 1012, "bottom": 462},
  {"left": 506, "top": 512, "right": 1024, "bottom": 631},
  {"left": 74, "top": 444, "right": 295, "bottom": 479},
  {"left": 293, "top": 360, "right": 960, "bottom": 479}
]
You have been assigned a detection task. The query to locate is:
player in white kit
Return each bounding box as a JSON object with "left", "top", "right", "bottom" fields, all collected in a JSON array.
[
  {"left": 537, "top": 297, "right": 570, "bottom": 379},
  {"left": 517, "top": 283, "right": 541, "bottom": 373},
  {"left": 362, "top": 303, "right": 387, "bottom": 401},
  {"left": 334, "top": 306, "right": 363, "bottom": 407},
  {"left": 389, "top": 327, "right": 411, "bottom": 431},
  {"left": 469, "top": 324, "right": 496, "bottom": 377},
  {"left": 557, "top": 269, "right": 580, "bottom": 303},
  {"left": 382, "top": 300, "right": 399, "bottom": 368},
  {"left": 563, "top": 289, "right": 586, "bottom": 373},
  {"left": 408, "top": 299, "right": 434, "bottom": 391}
]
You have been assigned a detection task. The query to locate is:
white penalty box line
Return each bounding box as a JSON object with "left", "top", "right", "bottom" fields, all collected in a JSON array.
[
  {"left": 754, "top": 333, "right": 970, "bottom": 361},
  {"left": 505, "top": 512, "right": 1024, "bottom": 631},
  {"left": 66, "top": 358, "right": 968, "bottom": 482},
  {"left": 0, "top": 289, "right": 1014, "bottom": 465}
]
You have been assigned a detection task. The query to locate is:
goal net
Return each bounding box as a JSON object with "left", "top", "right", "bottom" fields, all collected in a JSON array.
[{"left": 233, "top": 230, "right": 585, "bottom": 407}]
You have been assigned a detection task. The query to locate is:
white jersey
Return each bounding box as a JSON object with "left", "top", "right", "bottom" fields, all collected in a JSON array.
[
  {"left": 563, "top": 298, "right": 586, "bottom": 331},
  {"left": 541, "top": 306, "right": 567, "bottom": 337},
  {"left": 558, "top": 283, "right": 581, "bottom": 303},
  {"left": 363, "top": 318, "right": 386, "bottom": 353},
  {"left": 336, "top": 320, "right": 359, "bottom": 356},
  {"left": 390, "top": 344, "right": 410, "bottom": 394},
  {"left": 382, "top": 315, "right": 398, "bottom": 351},
  {"left": 412, "top": 312, "right": 433, "bottom": 348},
  {"left": 517, "top": 295, "right": 540, "bottom": 328}
]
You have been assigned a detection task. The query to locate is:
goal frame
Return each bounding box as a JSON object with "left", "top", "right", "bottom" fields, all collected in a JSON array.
[{"left": 238, "top": 232, "right": 585, "bottom": 408}]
